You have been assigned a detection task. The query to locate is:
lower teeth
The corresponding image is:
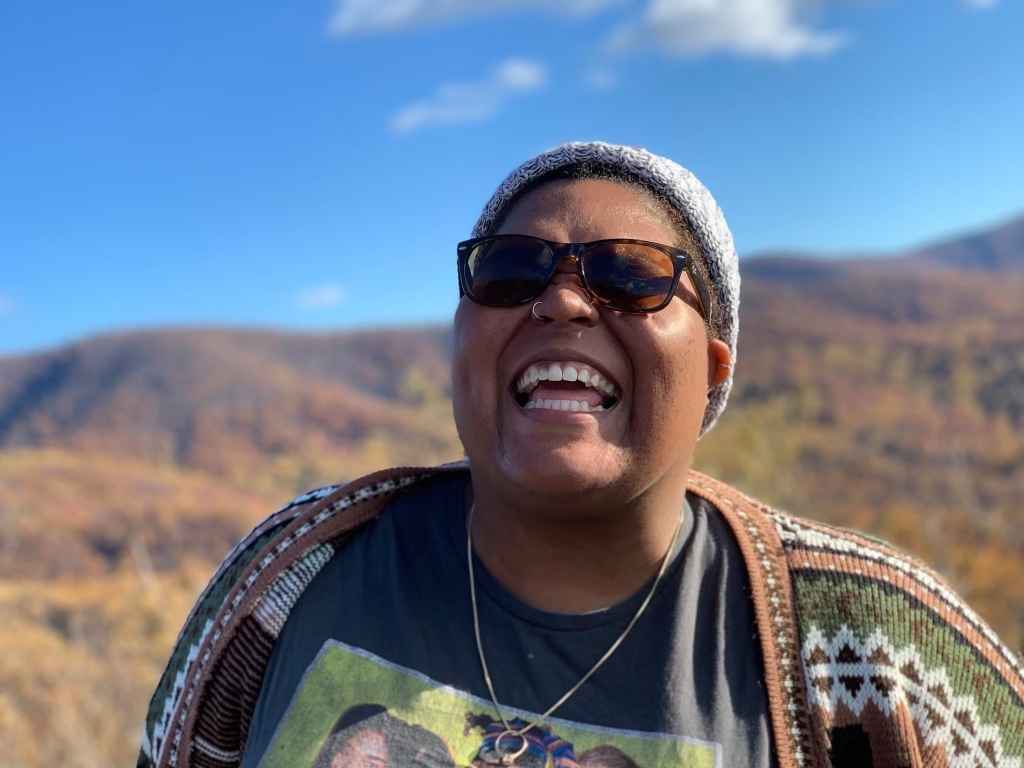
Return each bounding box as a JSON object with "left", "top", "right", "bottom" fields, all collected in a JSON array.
[{"left": 525, "top": 400, "right": 606, "bottom": 412}]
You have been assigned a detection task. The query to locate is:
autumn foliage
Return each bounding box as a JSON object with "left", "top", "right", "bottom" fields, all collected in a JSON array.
[{"left": 1, "top": 226, "right": 1022, "bottom": 766}]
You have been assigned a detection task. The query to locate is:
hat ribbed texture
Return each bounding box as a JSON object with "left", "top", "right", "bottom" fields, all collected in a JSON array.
[{"left": 471, "top": 141, "right": 740, "bottom": 438}]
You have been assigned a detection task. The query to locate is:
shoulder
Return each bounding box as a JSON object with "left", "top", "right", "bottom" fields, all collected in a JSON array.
[
  {"left": 139, "top": 461, "right": 466, "bottom": 768},
  {"left": 775, "top": 506, "right": 1023, "bottom": 676},
  {"left": 686, "top": 470, "right": 1024, "bottom": 766},
  {"left": 773, "top": 504, "right": 1024, "bottom": 766},
  {"left": 687, "top": 469, "right": 1023, "bottom": 685},
  {"left": 138, "top": 482, "right": 343, "bottom": 765}
]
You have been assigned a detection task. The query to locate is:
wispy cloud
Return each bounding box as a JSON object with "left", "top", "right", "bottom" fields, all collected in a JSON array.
[
  {"left": 296, "top": 283, "right": 345, "bottom": 310},
  {"left": 0, "top": 293, "right": 15, "bottom": 317},
  {"left": 390, "top": 58, "right": 547, "bottom": 135},
  {"left": 331, "top": 0, "right": 845, "bottom": 61},
  {"left": 962, "top": 0, "right": 998, "bottom": 8},
  {"left": 584, "top": 66, "right": 618, "bottom": 91},
  {"left": 610, "top": 0, "right": 846, "bottom": 60},
  {"left": 329, "top": 0, "right": 622, "bottom": 36}
]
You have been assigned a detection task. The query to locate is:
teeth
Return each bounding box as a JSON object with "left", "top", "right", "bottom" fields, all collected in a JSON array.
[
  {"left": 525, "top": 398, "right": 603, "bottom": 412},
  {"left": 513, "top": 361, "right": 619, "bottom": 398}
]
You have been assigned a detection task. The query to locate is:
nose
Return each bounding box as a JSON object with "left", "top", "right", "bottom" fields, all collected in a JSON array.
[{"left": 535, "top": 255, "right": 598, "bottom": 326}]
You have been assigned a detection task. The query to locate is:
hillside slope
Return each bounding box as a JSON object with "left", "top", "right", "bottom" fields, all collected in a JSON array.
[{"left": 1, "top": 213, "right": 1022, "bottom": 767}]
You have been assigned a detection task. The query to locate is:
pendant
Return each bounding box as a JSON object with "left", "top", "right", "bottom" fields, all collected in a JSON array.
[{"left": 476, "top": 729, "right": 529, "bottom": 765}]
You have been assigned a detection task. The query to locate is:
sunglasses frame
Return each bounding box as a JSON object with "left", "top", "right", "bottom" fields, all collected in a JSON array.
[{"left": 457, "top": 234, "right": 712, "bottom": 320}]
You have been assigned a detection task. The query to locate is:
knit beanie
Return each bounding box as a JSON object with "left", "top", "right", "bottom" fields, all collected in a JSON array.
[{"left": 471, "top": 141, "right": 740, "bottom": 438}]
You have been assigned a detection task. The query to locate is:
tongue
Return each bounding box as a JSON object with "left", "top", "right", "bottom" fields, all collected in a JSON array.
[{"left": 531, "top": 382, "right": 604, "bottom": 406}]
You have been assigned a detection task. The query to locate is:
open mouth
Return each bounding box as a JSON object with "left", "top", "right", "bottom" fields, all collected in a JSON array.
[{"left": 510, "top": 360, "right": 621, "bottom": 413}]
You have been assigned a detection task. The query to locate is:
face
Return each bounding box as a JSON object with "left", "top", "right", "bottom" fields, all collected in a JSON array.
[
  {"left": 452, "top": 178, "right": 731, "bottom": 510},
  {"left": 330, "top": 729, "right": 388, "bottom": 767}
]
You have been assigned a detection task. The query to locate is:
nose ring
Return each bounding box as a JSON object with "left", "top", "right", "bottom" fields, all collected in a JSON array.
[{"left": 531, "top": 301, "right": 548, "bottom": 322}]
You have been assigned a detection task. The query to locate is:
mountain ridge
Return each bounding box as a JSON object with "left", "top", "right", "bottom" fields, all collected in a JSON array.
[
  {"left": 743, "top": 210, "right": 1024, "bottom": 274},
  {"left": 2, "top": 209, "right": 1022, "bottom": 768}
]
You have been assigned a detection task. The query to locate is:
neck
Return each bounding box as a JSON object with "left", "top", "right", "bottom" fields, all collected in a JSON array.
[{"left": 466, "top": 475, "right": 688, "bottom": 614}]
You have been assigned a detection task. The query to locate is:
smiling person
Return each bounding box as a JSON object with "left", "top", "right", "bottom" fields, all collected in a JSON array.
[{"left": 138, "top": 143, "right": 1024, "bottom": 768}]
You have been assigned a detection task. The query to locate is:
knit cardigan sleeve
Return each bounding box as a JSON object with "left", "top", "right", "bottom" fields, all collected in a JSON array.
[
  {"left": 683, "top": 471, "right": 1024, "bottom": 768},
  {"left": 776, "top": 511, "right": 1024, "bottom": 768},
  {"left": 136, "top": 467, "right": 441, "bottom": 768},
  {"left": 135, "top": 482, "right": 344, "bottom": 768}
]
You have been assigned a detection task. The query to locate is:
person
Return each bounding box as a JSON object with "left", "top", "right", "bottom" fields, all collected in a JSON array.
[
  {"left": 313, "top": 704, "right": 455, "bottom": 767},
  {"left": 137, "top": 142, "right": 1024, "bottom": 768}
]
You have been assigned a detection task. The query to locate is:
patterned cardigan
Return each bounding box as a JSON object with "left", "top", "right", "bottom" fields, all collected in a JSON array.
[{"left": 137, "top": 462, "right": 1024, "bottom": 768}]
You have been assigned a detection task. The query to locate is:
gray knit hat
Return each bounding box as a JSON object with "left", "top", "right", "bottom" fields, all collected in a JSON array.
[{"left": 471, "top": 140, "right": 740, "bottom": 438}]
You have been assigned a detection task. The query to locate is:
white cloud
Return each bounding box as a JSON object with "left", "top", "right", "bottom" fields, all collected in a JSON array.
[
  {"left": 329, "top": 0, "right": 623, "bottom": 36},
  {"left": 296, "top": 283, "right": 346, "bottom": 309},
  {"left": 610, "top": 0, "right": 846, "bottom": 60},
  {"left": 390, "top": 58, "right": 547, "bottom": 134},
  {"left": 0, "top": 293, "right": 15, "bottom": 317},
  {"left": 962, "top": 0, "right": 997, "bottom": 7}
]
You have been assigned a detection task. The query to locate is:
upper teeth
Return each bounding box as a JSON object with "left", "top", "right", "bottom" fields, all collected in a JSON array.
[{"left": 515, "top": 361, "right": 619, "bottom": 399}]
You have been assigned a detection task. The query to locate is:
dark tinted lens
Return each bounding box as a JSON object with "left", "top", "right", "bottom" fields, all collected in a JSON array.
[
  {"left": 582, "top": 242, "right": 676, "bottom": 311},
  {"left": 463, "top": 236, "right": 555, "bottom": 306}
]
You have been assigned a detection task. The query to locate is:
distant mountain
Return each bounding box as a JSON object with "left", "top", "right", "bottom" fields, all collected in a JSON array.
[
  {"left": 906, "top": 212, "right": 1024, "bottom": 272},
  {"left": 2, "top": 210, "right": 1022, "bottom": 768},
  {"left": 745, "top": 212, "right": 1024, "bottom": 280},
  {"left": 0, "top": 326, "right": 460, "bottom": 484}
]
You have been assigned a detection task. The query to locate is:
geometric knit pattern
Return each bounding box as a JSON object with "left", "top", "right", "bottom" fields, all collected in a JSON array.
[
  {"left": 141, "top": 618, "right": 215, "bottom": 765},
  {"left": 137, "top": 465, "right": 1024, "bottom": 768},
  {"left": 775, "top": 509, "right": 1024, "bottom": 768},
  {"left": 803, "top": 625, "right": 1022, "bottom": 768},
  {"left": 470, "top": 140, "right": 741, "bottom": 438},
  {"left": 775, "top": 515, "right": 1024, "bottom": 683}
]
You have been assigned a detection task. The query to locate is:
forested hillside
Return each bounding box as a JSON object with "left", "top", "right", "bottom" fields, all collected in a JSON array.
[{"left": 1, "top": 213, "right": 1022, "bottom": 767}]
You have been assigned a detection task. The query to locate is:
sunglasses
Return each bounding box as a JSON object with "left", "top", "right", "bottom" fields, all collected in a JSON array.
[{"left": 457, "top": 234, "right": 711, "bottom": 319}]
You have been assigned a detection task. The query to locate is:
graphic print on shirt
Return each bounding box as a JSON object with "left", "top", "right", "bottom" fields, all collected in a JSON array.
[{"left": 257, "top": 640, "right": 720, "bottom": 768}]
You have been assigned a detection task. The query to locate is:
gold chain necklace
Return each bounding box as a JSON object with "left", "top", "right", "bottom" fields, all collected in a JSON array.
[{"left": 466, "top": 503, "right": 684, "bottom": 766}]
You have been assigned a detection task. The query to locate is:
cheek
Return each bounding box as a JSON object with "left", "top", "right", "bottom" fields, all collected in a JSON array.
[
  {"left": 452, "top": 304, "right": 504, "bottom": 421},
  {"left": 633, "top": 317, "right": 708, "bottom": 422}
]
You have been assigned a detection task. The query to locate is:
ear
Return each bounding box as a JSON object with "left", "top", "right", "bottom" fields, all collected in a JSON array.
[{"left": 706, "top": 338, "right": 732, "bottom": 389}]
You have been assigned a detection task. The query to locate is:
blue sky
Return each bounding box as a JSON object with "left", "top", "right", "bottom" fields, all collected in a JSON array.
[{"left": 1, "top": 0, "right": 1020, "bottom": 355}]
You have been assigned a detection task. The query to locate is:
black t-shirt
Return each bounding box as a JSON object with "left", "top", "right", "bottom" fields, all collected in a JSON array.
[{"left": 242, "top": 471, "right": 774, "bottom": 767}]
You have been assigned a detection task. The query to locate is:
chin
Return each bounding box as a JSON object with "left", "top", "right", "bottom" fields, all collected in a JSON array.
[{"left": 497, "top": 444, "right": 624, "bottom": 501}]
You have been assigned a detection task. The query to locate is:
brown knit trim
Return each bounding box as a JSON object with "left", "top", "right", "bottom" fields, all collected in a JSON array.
[
  {"left": 190, "top": 616, "right": 274, "bottom": 767},
  {"left": 162, "top": 464, "right": 464, "bottom": 768},
  {"left": 788, "top": 548, "right": 1024, "bottom": 702},
  {"left": 822, "top": 698, "right": 926, "bottom": 767},
  {"left": 686, "top": 470, "right": 826, "bottom": 768}
]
